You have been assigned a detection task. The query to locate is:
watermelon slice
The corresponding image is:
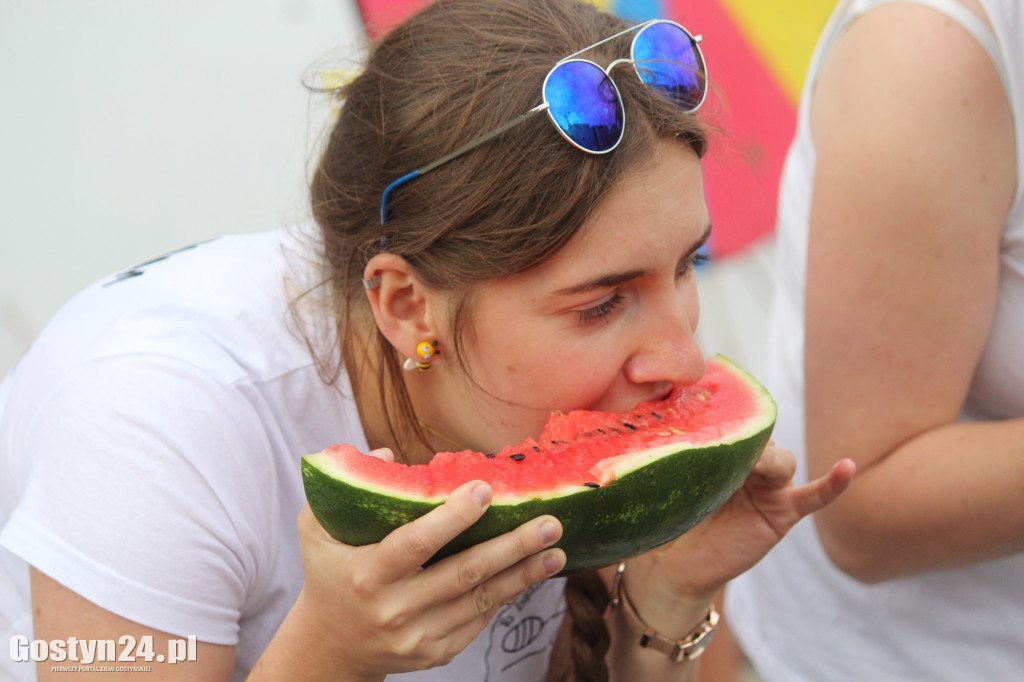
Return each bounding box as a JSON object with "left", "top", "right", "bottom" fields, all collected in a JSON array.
[{"left": 302, "top": 355, "right": 775, "bottom": 574}]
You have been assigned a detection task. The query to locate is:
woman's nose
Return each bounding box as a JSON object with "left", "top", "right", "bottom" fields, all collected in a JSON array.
[{"left": 623, "top": 292, "right": 705, "bottom": 388}]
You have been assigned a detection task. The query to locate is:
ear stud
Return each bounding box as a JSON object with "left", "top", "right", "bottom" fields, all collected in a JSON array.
[{"left": 406, "top": 340, "right": 440, "bottom": 371}]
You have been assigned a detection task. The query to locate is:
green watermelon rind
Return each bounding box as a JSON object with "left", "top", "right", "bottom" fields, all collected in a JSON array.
[{"left": 301, "top": 357, "right": 776, "bottom": 574}]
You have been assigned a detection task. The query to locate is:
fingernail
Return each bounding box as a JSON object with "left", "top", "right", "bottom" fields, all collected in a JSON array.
[
  {"left": 472, "top": 482, "right": 492, "bottom": 507},
  {"left": 538, "top": 519, "right": 560, "bottom": 544},
  {"left": 542, "top": 551, "right": 565, "bottom": 576}
]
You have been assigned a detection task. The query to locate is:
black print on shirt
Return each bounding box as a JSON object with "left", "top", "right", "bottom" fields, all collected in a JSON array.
[
  {"left": 483, "top": 581, "right": 565, "bottom": 681},
  {"left": 102, "top": 242, "right": 205, "bottom": 287}
]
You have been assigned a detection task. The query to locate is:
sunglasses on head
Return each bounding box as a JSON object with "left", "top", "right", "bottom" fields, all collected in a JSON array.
[{"left": 380, "top": 18, "right": 708, "bottom": 226}]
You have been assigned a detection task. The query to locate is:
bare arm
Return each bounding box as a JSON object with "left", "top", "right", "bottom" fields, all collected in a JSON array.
[
  {"left": 31, "top": 569, "right": 236, "bottom": 681},
  {"left": 804, "top": 1, "right": 1021, "bottom": 583}
]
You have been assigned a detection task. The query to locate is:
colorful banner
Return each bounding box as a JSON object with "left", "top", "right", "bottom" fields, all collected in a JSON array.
[{"left": 355, "top": 0, "right": 836, "bottom": 257}]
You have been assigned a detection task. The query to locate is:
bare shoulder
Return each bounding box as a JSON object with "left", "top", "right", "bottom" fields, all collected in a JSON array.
[{"left": 809, "top": 0, "right": 1014, "bottom": 241}]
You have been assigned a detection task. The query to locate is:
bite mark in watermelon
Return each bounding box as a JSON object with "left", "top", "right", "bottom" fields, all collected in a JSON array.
[{"left": 302, "top": 355, "right": 776, "bottom": 574}]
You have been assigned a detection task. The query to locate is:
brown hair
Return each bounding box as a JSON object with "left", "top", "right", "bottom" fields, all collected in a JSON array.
[{"left": 308, "top": 0, "right": 708, "bottom": 677}]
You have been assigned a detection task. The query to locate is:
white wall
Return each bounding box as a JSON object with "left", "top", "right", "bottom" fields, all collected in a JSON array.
[
  {"left": 0, "top": 0, "right": 366, "bottom": 375},
  {"left": 695, "top": 237, "right": 775, "bottom": 382}
]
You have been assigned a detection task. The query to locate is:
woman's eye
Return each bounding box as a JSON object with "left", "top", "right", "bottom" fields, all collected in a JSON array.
[
  {"left": 677, "top": 251, "right": 709, "bottom": 277},
  {"left": 577, "top": 293, "right": 624, "bottom": 326}
]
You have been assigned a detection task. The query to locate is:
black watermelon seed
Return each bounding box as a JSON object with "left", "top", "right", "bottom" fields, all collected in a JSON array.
[
  {"left": 510, "top": 453, "right": 526, "bottom": 461},
  {"left": 622, "top": 422, "right": 637, "bottom": 431},
  {"left": 597, "top": 428, "right": 606, "bottom": 435},
  {"left": 583, "top": 482, "right": 600, "bottom": 489},
  {"left": 651, "top": 412, "right": 662, "bottom": 419},
  {"left": 484, "top": 452, "right": 496, "bottom": 458},
  {"left": 532, "top": 445, "right": 541, "bottom": 451}
]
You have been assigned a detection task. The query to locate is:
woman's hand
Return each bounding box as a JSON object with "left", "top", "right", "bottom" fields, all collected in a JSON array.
[
  {"left": 274, "top": 475, "right": 566, "bottom": 681},
  {"left": 625, "top": 444, "right": 855, "bottom": 614},
  {"left": 600, "top": 444, "right": 853, "bottom": 680}
]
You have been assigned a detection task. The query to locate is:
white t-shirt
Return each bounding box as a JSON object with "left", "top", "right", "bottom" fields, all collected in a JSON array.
[
  {"left": 727, "top": 1, "right": 1024, "bottom": 680},
  {"left": 0, "top": 227, "right": 565, "bottom": 681}
]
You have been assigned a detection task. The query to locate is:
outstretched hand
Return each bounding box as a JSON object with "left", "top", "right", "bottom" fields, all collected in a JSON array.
[{"left": 627, "top": 444, "right": 855, "bottom": 604}]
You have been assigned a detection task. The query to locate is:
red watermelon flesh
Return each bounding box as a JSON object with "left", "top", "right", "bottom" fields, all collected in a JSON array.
[{"left": 322, "top": 355, "right": 762, "bottom": 500}]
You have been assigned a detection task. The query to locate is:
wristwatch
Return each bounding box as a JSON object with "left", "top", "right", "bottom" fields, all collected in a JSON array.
[{"left": 610, "top": 562, "right": 720, "bottom": 663}]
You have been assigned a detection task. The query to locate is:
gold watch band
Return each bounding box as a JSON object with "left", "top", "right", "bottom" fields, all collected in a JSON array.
[{"left": 610, "top": 562, "right": 720, "bottom": 663}]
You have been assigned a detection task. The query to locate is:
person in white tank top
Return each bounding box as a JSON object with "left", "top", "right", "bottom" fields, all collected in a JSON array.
[{"left": 727, "top": 0, "right": 1024, "bottom": 680}]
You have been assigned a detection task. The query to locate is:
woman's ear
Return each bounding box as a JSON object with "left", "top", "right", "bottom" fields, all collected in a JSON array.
[{"left": 363, "top": 253, "right": 441, "bottom": 360}]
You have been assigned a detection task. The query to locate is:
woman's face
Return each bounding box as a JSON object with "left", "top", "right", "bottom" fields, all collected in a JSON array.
[{"left": 431, "top": 140, "right": 709, "bottom": 454}]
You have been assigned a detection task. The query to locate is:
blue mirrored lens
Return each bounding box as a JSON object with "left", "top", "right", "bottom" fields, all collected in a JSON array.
[
  {"left": 543, "top": 60, "right": 624, "bottom": 153},
  {"left": 632, "top": 22, "right": 705, "bottom": 109}
]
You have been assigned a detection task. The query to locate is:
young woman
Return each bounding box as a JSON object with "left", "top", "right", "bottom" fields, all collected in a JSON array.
[{"left": 0, "top": 1, "right": 852, "bottom": 680}]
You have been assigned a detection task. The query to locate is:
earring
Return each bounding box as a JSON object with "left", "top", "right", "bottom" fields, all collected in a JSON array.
[{"left": 407, "top": 340, "right": 439, "bottom": 371}]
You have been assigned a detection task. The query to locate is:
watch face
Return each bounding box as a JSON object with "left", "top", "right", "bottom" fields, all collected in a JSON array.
[
  {"left": 685, "top": 627, "right": 717, "bottom": 661},
  {"left": 679, "top": 610, "right": 719, "bottom": 661}
]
